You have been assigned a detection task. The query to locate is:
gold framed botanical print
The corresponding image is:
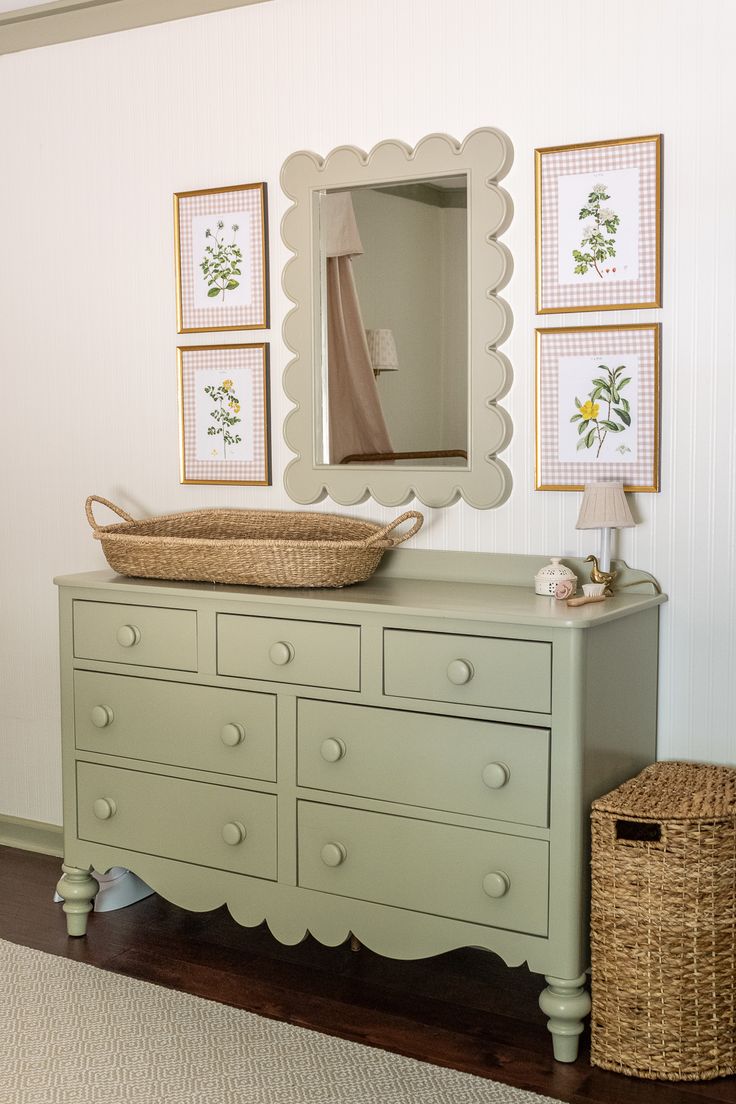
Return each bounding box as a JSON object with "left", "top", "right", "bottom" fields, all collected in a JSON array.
[
  {"left": 178, "top": 343, "right": 271, "bottom": 486},
  {"left": 174, "top": 182, "right": 269, "bottom": 333},
  {"left": 535, "top": 135, "right": 662, "bottom": 313},
  {"left": 535, "top": 323, "right": 660, "bottom": 492}
]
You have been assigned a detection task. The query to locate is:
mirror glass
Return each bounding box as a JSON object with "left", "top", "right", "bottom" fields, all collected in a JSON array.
[{"left": 315, "top": 175, "right": 468, "bottom": 467}]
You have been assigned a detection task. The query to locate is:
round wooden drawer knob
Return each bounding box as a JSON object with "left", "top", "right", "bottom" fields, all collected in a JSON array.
[
  {"left": 482, "top": 762, "right": 510, "bottom": 789},
  {"left": 320, "top": 842, "right": 347, "bottom": 867},
  {"left": 320, "top": 738, "right": 346, "bottom": 763},
  {"left": 269, "top": 641, "right": 294, "bottom": 666},
  {"left": 222, "top": 821, "right": 247, "bottom": 846},
  {"left": 221, "top": 723, "right": 246, "bottom": 747},
  {"left": 447, "top": 659, "right": 474, "bottom": 685},
  {"left": 91, "top": 705, "right": 114, "bottom": 729},
  {"left": 482, "top": 871, "right": 511, "bottom": 899},
  {"left": 93, "top": 798, "right": 117, "bottom": 821},
  {"left": 116, "top": 624, "right": 141, "bottom": 648}
]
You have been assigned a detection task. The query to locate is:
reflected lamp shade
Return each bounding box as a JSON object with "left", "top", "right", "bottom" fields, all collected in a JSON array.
[
  {"left": 575, "top": 481, "right": 635, "bottom": 575},
  {"left": 365, "top": 329, "right": 399, "bottom": 376}
]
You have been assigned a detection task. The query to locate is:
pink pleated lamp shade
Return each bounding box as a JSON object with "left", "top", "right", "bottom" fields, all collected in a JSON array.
[{"left": 575, "top": 482, "right": 635, "bottom": 530}]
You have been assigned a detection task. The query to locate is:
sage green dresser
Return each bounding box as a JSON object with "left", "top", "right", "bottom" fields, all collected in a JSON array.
[{"left": 55, "top": 551, "right": 665, "bottom": 1063}]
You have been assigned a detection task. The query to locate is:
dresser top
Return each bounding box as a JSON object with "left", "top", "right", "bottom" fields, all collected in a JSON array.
[{"left": 55, "top": 558, "right": 665, "bottom": 631}]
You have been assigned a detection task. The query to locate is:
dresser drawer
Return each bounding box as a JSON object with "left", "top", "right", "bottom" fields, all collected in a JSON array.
[
  {"left": 297, "top": 700, "right": 549, "bottom": 827},
  {"left": 384, "top": 629, "right": 551, "bottom": 713},
  {"left": 74, "top": 671, "right": 276, "bottom": 782},
  {"left": 217, "top": 614, "right": 360, "bottom": 691},
  {"left": 298, "top": 802, "right": 548, "bottom": 935},
  {"left": 73, "top": 601, "right": 197, "bottom": 671},
  {"left": 77, "top": 762, "right": 277, "bottom": 879}
]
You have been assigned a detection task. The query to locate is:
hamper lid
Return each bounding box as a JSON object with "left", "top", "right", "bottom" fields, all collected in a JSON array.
[{"left": 592, "top": 761, "right": 736, "bottom": 820}]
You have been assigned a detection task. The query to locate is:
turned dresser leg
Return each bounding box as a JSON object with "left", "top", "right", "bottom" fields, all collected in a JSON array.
[
  {"left": 56, "top": 864, "right": 98, "bottom": 937},
  {"left": 538, "top": 974, "right": 591, "bottom": 1062}
]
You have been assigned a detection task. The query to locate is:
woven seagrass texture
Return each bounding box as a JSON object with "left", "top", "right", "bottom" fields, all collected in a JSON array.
[
  {"left": 590, "top": 761, "right": 736, "bottom": 1081},
  {"left": 86, "top": 497, "right": 423, "bottom": 588}
]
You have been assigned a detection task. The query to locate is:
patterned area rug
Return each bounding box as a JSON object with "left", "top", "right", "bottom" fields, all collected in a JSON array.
[{"left": 0, "top": 938, "right": 563, "bottom": 1104}]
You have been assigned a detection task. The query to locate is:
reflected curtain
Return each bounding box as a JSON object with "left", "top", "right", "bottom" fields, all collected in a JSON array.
[{"left": 322, "top": 192, "right": 392, "bottom": 464}]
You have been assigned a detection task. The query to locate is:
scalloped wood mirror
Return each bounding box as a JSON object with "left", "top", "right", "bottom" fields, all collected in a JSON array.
[{"left": 281, "top": 128, "right": 514, "bottom": 509}]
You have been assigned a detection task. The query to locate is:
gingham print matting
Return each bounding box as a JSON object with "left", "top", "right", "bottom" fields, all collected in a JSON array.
[
  {"left": 179, "top": 345, "right": 270, "bottom": 485},
  {"left": 176, "top": 184, "right": 267, "bottom": 332},
  {"left": 537, "top": 137, "right": 660, "bottom": 312},
  {"left": 536, "top": 325, "right": 660, "bottom": 491}
]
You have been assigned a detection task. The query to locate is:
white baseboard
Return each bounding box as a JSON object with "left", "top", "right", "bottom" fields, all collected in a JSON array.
[{"left": 0, "top": 814, "right": 63, "bottom": 858}]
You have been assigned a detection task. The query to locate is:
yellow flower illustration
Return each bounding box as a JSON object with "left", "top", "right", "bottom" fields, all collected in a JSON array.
[
  {"left": 204, "top": 378, "right": 243, "bottom": 459},
  {"left": 580, "top": 399, "right": 600, "bottom": 420}
]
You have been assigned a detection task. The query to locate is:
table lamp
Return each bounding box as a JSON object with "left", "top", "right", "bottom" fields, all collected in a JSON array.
[{"left": 575, "top": 481, "right": 635, "bottom": 593}]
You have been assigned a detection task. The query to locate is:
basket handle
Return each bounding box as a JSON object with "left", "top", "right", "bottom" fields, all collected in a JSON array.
[
  {"left": 85, "top": 495, "right": 136, "bottom": 530},
  {"left": 364, "top": 510, "right": 424, "bottom": 547}
]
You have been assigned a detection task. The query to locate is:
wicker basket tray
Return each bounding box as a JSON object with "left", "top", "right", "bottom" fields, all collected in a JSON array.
[{"left": 85, "top": 496, "right": 424, "bottom": 588}]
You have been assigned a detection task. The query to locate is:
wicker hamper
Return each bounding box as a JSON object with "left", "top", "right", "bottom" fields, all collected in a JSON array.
[
  {"left": 590, "top": 761, "right": 736, "bottom": 1081},
  {"left": 85, "top": 496, "right": 423, "bottom": 588}
]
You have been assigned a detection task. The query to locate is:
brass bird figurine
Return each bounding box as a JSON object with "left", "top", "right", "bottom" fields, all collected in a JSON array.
[{"left": 585, "top": 554, "right": 617, "bottom": 597}]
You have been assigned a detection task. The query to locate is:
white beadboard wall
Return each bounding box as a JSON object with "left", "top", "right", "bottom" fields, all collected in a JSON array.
[{"left": 1, "top": 0, "right": 734, "bottom": 825}]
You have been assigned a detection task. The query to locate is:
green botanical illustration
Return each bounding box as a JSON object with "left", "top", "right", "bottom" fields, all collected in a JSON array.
[
  {"left": 572, "top": 184, "right": 620, "bottom": 278},
  {"left": 570, "top": 364, "right": 631, "bottom": 459},
  {"left": 200, "top": 221, "right": 242, "bottom": 301},
  {"left": 204, "top": 378, "right": 242, "bottom": 458}
]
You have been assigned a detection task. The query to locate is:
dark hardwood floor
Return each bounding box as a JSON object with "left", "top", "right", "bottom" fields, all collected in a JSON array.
[{"left": 1, "top": 845, "right": 733, "bottom": 1104}]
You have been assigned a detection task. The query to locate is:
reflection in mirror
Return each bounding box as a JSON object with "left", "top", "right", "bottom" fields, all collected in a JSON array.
[{"left": 317, "top": 176, "right": 468, "bottom": 467}]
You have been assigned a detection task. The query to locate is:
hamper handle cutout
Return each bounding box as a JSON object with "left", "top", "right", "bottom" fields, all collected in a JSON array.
[
  {"left": 615, "top": 819, "right": 662, "bottom": 843},
  {"left": 85, "top": 495, "right": 136, "bottom": 530},
  {"left": 364, "top": 511, "right": 424, "bottom": 547}
]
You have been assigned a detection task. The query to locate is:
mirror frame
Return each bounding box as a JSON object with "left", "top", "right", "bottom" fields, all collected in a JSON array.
[{"left": 281, "top": 128, "right": 514, "bottom": 508}]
